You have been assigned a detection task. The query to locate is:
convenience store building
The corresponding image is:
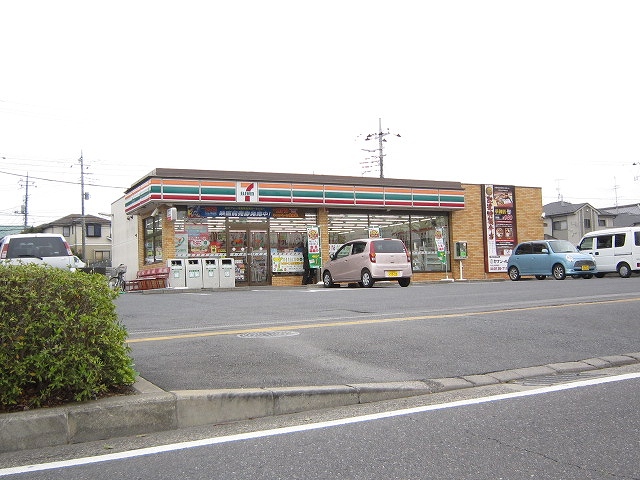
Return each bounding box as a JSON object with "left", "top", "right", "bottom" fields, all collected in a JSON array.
[{"left": 118, "top": 168, "right": 543, "bottom": 286}]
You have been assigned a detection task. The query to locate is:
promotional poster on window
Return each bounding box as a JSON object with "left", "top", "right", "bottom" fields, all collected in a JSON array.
[{"left": 482, "top": 185, "right": 517, "bottom": 272}]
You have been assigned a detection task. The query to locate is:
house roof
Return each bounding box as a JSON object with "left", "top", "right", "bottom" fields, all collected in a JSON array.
[
  {"left": 612, "top": 213, "right": 640, "bottom": 227},
  {"left": 543, "top": 201, "right": 615, "bottom": 218},
  {"left": 600, "top": 203, "right": 640, "bottom": 215},
  {"left": 37, "top": 214, "right": 111, "bottom": 229},
  {"left": 543, "top": 201, "right": 589, "bottom": 216}
]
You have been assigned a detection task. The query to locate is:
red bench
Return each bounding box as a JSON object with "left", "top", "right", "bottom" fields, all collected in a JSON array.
[{"left": 125, "top": 267, "right": 170, "bottom": 292}]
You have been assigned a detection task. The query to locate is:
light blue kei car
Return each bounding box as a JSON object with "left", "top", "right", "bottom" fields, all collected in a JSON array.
[{"left": 506, "top": 239, "right": 597, "bottom": 280}]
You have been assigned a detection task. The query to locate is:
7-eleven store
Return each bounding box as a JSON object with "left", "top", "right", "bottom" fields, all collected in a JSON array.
[{"left": 121, "top": 169, "right": 543, "bottom": 286}]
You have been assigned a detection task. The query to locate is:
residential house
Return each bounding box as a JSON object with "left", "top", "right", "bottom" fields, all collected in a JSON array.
[
  {"left": 599, "top": 203, "right": 640, "bottom": 227},
  {"left": 543, "top": 201, "right": 615, "bottom": 244},
  {"left": 38, "top": 214, "right": 112, "bottom": 266}
]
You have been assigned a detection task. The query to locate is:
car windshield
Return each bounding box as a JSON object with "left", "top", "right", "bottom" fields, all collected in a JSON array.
[{"left": 548, "top": 240, "right": 578, "bottom": 253}]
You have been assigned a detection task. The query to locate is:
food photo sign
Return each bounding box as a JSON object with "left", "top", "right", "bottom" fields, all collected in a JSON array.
[{"left": 482, "top": 185, "right": 517, "bottom": 273}]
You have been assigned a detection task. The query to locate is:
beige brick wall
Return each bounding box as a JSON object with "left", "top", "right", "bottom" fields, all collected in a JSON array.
[{"left": 448, "top": 184, "right": 544, "bottom": 280}]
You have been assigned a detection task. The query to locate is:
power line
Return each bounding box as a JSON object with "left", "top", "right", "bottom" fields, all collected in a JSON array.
[{"left": 0, "top": 169, "right": 126, "bottom": 189}]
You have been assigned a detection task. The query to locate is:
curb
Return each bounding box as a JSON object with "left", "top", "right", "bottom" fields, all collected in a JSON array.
[{"left": 2, "top": 352, "right": 639, "bottom": 453}]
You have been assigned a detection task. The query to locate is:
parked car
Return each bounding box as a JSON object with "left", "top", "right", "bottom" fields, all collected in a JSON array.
[
  {"left": 577, "top": 226, "right": 640, "bottom": 278},
  {"left": 322, "top": 238, "right": 412, "bottom": 288},
  {"left": 0, "top": 233, "right": 79, "bottom": 271},
  {"left": 506, "top": 239, "right": 597, "bottom": 281}
]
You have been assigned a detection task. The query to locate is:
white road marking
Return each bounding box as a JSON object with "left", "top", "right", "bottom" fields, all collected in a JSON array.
[{"left": 2, "top": 372, "right": 639, "bottom": 477}]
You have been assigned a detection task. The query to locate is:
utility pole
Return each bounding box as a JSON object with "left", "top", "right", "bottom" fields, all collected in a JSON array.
[
  {"left": 17, "top": 173, "right": 36, "bottom": 229},
  {"left": 359, "top": 118, "right": 401, "bottom": 178},
  {"left": 79, "top": 152, "right": 87, "bottom": 260}
]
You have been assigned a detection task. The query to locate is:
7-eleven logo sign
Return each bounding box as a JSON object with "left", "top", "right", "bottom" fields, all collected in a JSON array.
[{"left": 237, "top": 182, "right": 258, "bottom": 202}]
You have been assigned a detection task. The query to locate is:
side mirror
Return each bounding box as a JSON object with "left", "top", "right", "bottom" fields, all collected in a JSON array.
[{"left": 541, "top": 248, "right": 549, "bottom": 254}]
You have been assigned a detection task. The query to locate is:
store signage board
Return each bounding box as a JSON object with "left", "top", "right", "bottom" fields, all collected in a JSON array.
[{"left": 482, "top": 185, "right": 517, "bottom": 273}]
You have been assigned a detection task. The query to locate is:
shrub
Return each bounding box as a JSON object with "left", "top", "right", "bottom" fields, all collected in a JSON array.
[{"left": 0, "top": 264, "right": 137, "bottom": 411}]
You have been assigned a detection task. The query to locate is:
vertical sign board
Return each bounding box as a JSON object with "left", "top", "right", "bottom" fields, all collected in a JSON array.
[
  {"left": 482, "top": 185, "right": 517, "bottom": 272},
  {"left": 306, "top": 226, "right": 322, "bottom": 269}
]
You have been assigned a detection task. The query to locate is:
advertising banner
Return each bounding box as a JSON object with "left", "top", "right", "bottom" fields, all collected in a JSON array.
[
  {"left": 367, "top": 227, "right": 381, "bottom": 238},
  {"left": 435, "top": 228, "right": 447, "bottom": 264},
  {"left": 482, "top": 185, "right": 517, "bottom": 272},
  {"left": 306, "top": 226, "right": 322, "bottom": 269}
]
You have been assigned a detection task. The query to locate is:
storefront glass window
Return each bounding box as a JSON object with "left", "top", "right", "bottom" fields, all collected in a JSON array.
[
  {"left": 327, "top": 211, "right": 449, "bottom": 272},
  {"left": 408, "top": 215, "right": 449, "bottom": 272},
  {"left": 269, "top": 212, "right": 317, "bottom": 273},
  {"left": 143, "top": 215, "right": 163, "bottom": 264}
]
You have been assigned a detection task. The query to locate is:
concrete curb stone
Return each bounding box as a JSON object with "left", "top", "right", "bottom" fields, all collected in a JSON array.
[{"left": 1, "top": 352, "right": 639, "bottom": 454}]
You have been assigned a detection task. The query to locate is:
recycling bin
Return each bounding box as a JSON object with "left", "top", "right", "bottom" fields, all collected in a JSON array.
[
  {"left": 167, "top": 259, "right": 186, "bottom": 288},
  {"left": 186, "top": 258, "right": 203, "bottom": 289},
  {"left": 219, "top": 258, "right": 236, "bottom": 288},
  {"left": 202, "top": 258, "right": 220, "bottom": 289}
]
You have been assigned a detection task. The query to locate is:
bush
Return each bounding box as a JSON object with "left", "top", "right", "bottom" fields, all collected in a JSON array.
[{"left": 0, "top": 264, "right": 137, "bottom": 411}]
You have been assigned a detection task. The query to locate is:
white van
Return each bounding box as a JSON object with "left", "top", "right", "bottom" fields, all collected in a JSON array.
[{"left": 577, "top": 227, "right": 640, "bottom": 278}]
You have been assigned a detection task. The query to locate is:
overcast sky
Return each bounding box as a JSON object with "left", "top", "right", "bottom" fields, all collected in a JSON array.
[{"left": 2, "top": 1, "right": 639, "bottom": 227}]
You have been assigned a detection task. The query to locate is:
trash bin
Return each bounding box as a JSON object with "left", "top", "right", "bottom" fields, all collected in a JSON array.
[
  {"left": 186, "top": 258, "right": 203, "bottom": 289},
  {"left": 167, "top": 259, "right": 186, "bottom": 288},
  {"left": 219, "top": 258, "right": 235, "bottom": 288},
  {"left": 202, "top": 258, "right": 220, "bottom": 289}
]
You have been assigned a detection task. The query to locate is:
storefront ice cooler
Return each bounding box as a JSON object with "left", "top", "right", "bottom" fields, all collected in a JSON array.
[
  {"left": 219, "top": 258, "right": 235, "bottom": 288},
  {"left": 202, "top": 258, "right": 220, "bottom": 289},
  {"left": 167, "top": 259, "right": 186, "bottom": 288},
  {"left": 186, "top": 258, "right": 203, "bottom": 289}
]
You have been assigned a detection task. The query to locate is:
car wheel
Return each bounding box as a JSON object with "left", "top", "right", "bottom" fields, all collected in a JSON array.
[
  {"left": 617, "top": 262, "right": 632, "bottom": 278},
  {"left": 322, "top": 271, "right": 334, "bottom": 288},
  {"left": 535, "top": 275, "right": 546, "bottom": 280},
  {"left": 361, "top": 269, "right": 374, "bottom": 288},
  {"left": 552, "top": 264, "right": 566, "bottom": 280},
  {"left": 398, "top": 278, "right": 411, "bottom": 287},
  {"left": 508, "top": 266, "right": 521, "bottom": 281},
  {"left": 583, "top": 274, "right": 593, "bottom": 279},
  {"left": 594, "top": 272, "right": 605, "bottom": 278}
]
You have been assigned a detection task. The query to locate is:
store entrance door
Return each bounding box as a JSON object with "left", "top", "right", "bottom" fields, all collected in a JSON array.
[{"left": 229, "top": 228, "right": 269, "bottom": 286}]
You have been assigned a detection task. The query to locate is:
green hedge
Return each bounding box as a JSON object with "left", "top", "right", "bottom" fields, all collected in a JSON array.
[{"left": 0, "top": 264, "right": 136, "bottom": 411}]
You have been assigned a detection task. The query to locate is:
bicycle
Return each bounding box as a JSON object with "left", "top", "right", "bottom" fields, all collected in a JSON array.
[{"left": 108, "top": 264, "right": 127, "bottom": 291}]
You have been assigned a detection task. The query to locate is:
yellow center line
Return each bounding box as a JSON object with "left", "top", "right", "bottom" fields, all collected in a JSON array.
[{"left": 126, "top": 297, "right": 640, "bottom": 344}]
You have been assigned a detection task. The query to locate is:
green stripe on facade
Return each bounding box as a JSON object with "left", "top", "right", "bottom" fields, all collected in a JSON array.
[
  {"left": 355, "top": 192, "right": 384, "bottom": 200},
  {"left": 325, "top": 191, "right": 354, "bottom": 200},
  {"left": 201, "top": 186, "right": 235, "bottom": 195},
  {"left": 162, "top": 186, "right": 200, "bottom": 195},
  {"left": 440, "top": 194, "right": 464, "bottom": 203},
  {"left": 292, "top": 190, "right": 323, "bottom": 198},
  {"left": 260, "top": 188, "right": 291, "bottom": 198}
]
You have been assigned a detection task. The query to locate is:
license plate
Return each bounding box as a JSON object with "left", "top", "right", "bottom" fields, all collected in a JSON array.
[
  {"left": 581, "top": 265, "right": 590, "bottom": 271},
  {"left": 386, "top": 270, "right": 400, "bottom": 277}
]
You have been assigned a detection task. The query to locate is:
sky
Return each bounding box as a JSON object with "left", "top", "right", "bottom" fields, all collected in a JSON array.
[{"left": 2, "top": 1, "right": 639, "bottom": 227}]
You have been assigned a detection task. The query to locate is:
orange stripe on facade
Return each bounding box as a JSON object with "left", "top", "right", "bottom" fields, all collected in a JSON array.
[
  {"left": 384, "top": 187, "right": 412, "bottom": 194},
  {"left": 291, "top": 184, "right": 324, "bottom": 191},
  {"left": 200, "top": 181, "right": 236, "bottom": 187},
  {"left": 324, "top": 185, "right": 354, "bottom": 192},
  {"left": 412, "top": 188, "right": 440, "bottom": 195},
  {"left": 260, "top": 182, "right": 293, "bottom": 189},
  {"left": 162, "top": 179, "right": 200, "bottom": 186}
]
